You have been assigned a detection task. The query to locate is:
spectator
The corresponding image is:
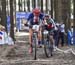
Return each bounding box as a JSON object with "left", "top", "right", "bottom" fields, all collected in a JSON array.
[
  {"left": 67, "top": 28, "right": 72, "bottom": 46},
  {"left": 57, "top": 22, "right": 65, "bottom": 47},
  {"left": 54, "top": 23, "right": 60, "bottom": 47}
]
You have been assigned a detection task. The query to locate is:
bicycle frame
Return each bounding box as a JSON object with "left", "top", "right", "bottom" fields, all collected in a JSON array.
[
  {"left": 32, "top": 25, "right": 39, "bottom": 60},
  {"left": 43, "top": 28, "right": 53, "bottom": 57}
]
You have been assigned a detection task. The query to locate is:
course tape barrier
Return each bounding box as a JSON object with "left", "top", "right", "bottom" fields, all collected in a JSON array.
[{"left": 54, "top": 47, "right": 75, "bottom": 55}]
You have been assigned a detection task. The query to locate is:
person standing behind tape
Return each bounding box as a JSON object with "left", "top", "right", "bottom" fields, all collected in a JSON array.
[
  {"left": 54, "top": 22, "right": 60, "bottom": 47},
  {"left": 57, "top": 22, "right": 65, "bottom": 47},
  {"left": 67, "top": 29, "right": 72, "bottom": 46}
]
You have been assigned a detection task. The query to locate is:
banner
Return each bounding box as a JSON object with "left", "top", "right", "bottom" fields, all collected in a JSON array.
[
  {"left": 7, "top": 16, "right": 10, "bottom": 32},
  {"left": 16, "top": 12, "right": 31, "bottom": 19}
]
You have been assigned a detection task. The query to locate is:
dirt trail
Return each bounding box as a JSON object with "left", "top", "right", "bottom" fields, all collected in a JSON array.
[{"left": 0, "top": 32, "right": 75, "bottom": 65}]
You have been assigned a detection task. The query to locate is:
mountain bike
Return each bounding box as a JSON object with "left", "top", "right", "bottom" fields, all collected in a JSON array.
[
  {"left": 43, "top": 27, "right": 53, "bottom": 57},
  {"left": 32, "top": 24, "right": 39, "bottom": 60}
]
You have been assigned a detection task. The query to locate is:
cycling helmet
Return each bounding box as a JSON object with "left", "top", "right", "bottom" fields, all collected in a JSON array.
[
  {"left": 44, "top": 14, "right": 49, "bottom": 19},
  {"left": 32, "top": 8, "right": 41, "bottom": 15}
]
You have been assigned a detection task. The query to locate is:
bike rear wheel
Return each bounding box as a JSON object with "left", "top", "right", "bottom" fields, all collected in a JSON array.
[
  {"left": 44, "top": 39, "right": 53, "bottom": 57},
  {"left": 32, "top": 34, "right": 38, "bottom": 60},
  {"left": 34, "top": 38, "right": 37, "bottom": 60},
  {"left": 44, "top": 39, "right": 50, "bottom": 57}
]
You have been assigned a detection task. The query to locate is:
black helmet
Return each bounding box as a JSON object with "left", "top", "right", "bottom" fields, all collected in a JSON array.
[{"left": 45, "top": 14, "right": 49, "bottom": 17}]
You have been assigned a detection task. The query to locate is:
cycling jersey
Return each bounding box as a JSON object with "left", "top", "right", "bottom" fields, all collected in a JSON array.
[
  {"left": 27, "top": 13, "right": 44, "bottom": 26},
  {"left": 44, "top": 18, "right": 55, "bottom": 31}
]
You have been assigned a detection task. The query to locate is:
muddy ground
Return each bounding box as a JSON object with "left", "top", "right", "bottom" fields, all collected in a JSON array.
[{"left": 0, "top": 32, "right": 75, "bottom": 65}]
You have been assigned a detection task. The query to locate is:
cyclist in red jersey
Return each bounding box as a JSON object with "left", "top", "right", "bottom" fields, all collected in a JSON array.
[{"left": 26, "top": 8, "right": 44, "bottom": 53}]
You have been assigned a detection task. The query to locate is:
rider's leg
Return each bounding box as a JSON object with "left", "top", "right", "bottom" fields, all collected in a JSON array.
[
  {"left": 38, "top": 28, "right": 42, "bottom": 47},
  {"left": 61, "top": 32, "right": 64, "bottom": 46},
  {"left": 50, "top": 35, "right": 55, "bottom": 56},
  {"left": 29, "top": 28, "right": 33, "bottom": 53},
  {"left": 54, "top": 30, "right": 59, "bottom": 47},
  {"left": 50, "top": 35, "right": 54, "bottom": 54},
  {"left": 50, "top": 35, "right": 55, "bottom": 46},
  {"left": 40, "top": 27, "right": 44, "bottom": 45}
]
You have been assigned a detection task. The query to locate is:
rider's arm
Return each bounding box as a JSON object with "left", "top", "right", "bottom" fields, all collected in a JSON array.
[
  {"left": 27, "top": 13, "right": 33, "bottom": 21},
  {"left": 39, "top": 13, "right": 44, "bottom": 20},
  {"left": 50, "top": 18, "right": 57, "bottom": 29},
  {"left": 39, "top": 13, "right": 45, "bottom": 26},
  {"left": 25, "top": 13, "right": 33, "bottom": 26}
]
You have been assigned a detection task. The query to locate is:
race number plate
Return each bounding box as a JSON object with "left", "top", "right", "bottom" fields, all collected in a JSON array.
[{"left": 32, "top": 25, "right": 39, "bottom": 31}]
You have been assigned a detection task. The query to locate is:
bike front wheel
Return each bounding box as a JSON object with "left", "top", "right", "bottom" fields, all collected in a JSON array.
[
  {"left": 32, "top": 34, "right": 38, "bottom": 60},
  {"left": 44, "top": 39, "right": 53, "bottom": 57}
]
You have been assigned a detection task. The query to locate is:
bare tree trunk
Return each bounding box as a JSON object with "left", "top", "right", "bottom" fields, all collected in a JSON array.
[
  {"left": 18, "top": 0, "right": 20, "bottom": 11},
  {"left": 24, "top": 0, "right": 26, "bottom": 12},
  {"left": 0, "top": 9, "right": 1, "bottom": 22},
  {"left": 73, "top": 0, "right": 75, "bottom": 31},
  {"left": 1, "top": 0, "right": 7, "bottom": 31},
  {"left": 54, "top": 0, "right": 61, "bottom": 22},
  {"left": 13, "top": 0, "right": 16, "bottom": 29},
  {"left": 41, "top": 0, "right": 43, "bottom": 13},
  {"left": 18, "top": 0, "right": 22, "bottom": 11},
  {"left": 32, "top": 0, "right": 36, "bottom": 8},
  {"left": 27, "top": 0, "right": 30, "bottom": 11},
  {"left": 66, "top": 0, "right": 71, "bottom": 29},
  {"left": 10, "top": 0, "right": 15, "bottom": 41},
  {"left": 0, "top": 0, "right": 2, "bottom": 23},
  {"left": 51, "top": 0, "right": 54, "bottom": 18}
]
